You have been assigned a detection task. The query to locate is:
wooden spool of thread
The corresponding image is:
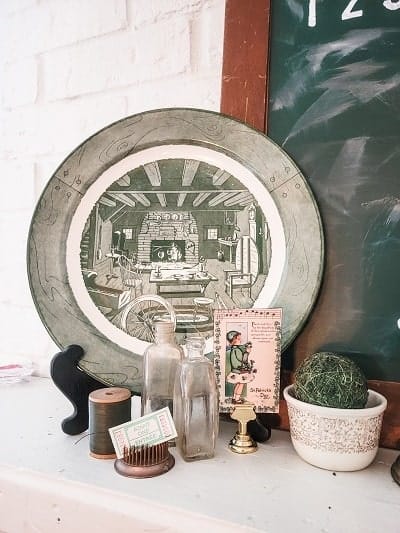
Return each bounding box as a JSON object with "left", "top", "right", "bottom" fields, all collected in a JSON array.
[{"left": 89, "top": 387, "right": 131, "bottom": 459}]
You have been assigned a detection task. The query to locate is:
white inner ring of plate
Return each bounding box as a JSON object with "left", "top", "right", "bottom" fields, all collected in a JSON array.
[{"left": 66, "top": 144, "right": 286, "bottom": 355}]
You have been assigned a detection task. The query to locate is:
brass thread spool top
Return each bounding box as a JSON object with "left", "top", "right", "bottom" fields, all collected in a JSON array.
[{"left": 114, "top": 442, "right": 175, "bottom": 478}]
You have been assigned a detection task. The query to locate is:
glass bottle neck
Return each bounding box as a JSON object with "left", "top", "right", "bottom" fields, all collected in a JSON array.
[
  {"left": 187, "top": 350, "right": 203, "bottom": 360},
  {"left": 155, "top": 333, "right": 175, "bottom": 344},
  {"left": 186, "top": 338, "right": 205, "bottom": 359},
  {"left": 154, "top": 322, "right": 175, "bottom": 344}
]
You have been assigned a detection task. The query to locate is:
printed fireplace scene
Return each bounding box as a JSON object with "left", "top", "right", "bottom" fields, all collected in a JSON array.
[
  {"left": 80, "top": 158, "right": 272, "bottom": 342},
  {"left": 150, "top": 240, "right": 186, "bottom": 263}
]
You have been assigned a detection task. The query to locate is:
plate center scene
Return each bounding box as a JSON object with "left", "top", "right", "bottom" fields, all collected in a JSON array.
[{"left": 68, "top": 145, "right": 286, "bottom": 352}]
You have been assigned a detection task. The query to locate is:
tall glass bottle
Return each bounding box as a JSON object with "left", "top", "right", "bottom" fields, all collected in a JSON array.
[
  {"left": 141, "top": 321, "right": 184, "bottom": 416},
  {"left": 174, "top": 336, "right": 219, "bottom": 461}
]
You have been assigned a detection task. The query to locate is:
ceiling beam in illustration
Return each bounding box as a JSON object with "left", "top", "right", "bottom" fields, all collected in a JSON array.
[
  {"left": 182, "top": 160, "right": 200, "bottom": 186},
  {"left": 239, "top": 198, "right": 255, "bottom": 206},
  {"left": 107, "top": 192, "right": 136, "bottom": 207},
  {"left": 192, "top": 192, "right": 211, "bottom": 207},
  {"left": 98, "top": 196, "right": 116, "bottom": 207},
  {"left": 116, "top": 174, "right": 130, "bottom": 187},
  {"left": 212, "top": 169, "right": 231, "bottom": 186},
  {"left": 177, "top": 192, "right": 187, "bottom": 207},
  {"left": 156, "top": 193, "right": 167, "bottom": 207},
  {"left": 143, "top": 162, "right": 162, "bottom": 186},
  {"left": 224, "top": 192, "right": 253, "bottom": 206},
  {"left": 129, "top": 192, "right": 151, "bottom": 206},
  {"left": 104, "top": 204, "right": 126, "bottom": 222},
  {"left": 208, "top": 191, "right": 236, "bottom": 206}
]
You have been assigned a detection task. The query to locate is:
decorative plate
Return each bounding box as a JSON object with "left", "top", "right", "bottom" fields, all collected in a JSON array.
[{"left": 27, "top": 108, "right": 324, "bottom": 392}]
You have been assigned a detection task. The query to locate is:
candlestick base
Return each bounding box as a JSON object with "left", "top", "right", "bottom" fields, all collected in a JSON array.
[{"left": 228, "top": 402, "right": 258, "bottom": 454}]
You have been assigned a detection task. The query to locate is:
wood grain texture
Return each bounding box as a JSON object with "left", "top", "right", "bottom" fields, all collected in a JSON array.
[
  {"left": 220, "top": 0, "right": 271, "bottom": 131},
  {"left": 368, "top": 381, "right": 400, "bottom": 450}
]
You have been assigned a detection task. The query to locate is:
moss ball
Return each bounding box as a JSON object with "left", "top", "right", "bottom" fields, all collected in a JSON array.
[{"left": 293, "top": 352, "right": 368, "bottom": 409}]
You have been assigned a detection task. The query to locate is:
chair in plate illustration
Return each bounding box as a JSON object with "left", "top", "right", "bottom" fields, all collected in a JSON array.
[
  {"left": 224, "top": 236, "right": 259, "bottom": 302},
  {"left": 118, "top": 255, "right": 143, "bottom": 299}
]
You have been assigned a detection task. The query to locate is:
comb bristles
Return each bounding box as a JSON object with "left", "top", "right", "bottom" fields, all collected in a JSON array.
[{"left": 122, "top": 442, "right": 168, "bottom": 466}]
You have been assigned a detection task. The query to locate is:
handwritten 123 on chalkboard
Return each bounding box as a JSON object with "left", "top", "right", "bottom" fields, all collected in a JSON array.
[{"left": 307, "top": 0, "right": 400, "bottom": 28}]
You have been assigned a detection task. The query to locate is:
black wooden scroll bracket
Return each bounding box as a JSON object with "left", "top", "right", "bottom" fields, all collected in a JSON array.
[
  {"left": 50, "top": 344, "right": 104, "bottom": 435},
  {"left": 391, "top": 456, "right": 400, "bottom": 487},
  {"left": 247, "top": 415, "right": 272, "bottom": 443}
]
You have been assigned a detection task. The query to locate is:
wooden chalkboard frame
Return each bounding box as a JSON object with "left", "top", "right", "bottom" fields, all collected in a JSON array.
[
  {"left": 220, "top": 0, "right": 399, "bottom": 450},
  {"left": 221, "top": 0, "right": 270, "bottom": 132}
]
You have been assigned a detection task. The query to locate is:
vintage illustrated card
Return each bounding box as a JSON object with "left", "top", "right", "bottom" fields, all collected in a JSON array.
[{"left": 214, "top": 308, "right": 282, "bottom": 413}]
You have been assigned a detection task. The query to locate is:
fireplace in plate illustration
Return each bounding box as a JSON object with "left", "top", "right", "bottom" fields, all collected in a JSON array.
[{"left": 150, "top": 240, "right": 186, "bottom": 262}]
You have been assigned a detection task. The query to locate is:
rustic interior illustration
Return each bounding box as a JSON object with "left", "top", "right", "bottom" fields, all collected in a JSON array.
[{"left": 80, "top": 158, "right": 270, "bottom": 342}]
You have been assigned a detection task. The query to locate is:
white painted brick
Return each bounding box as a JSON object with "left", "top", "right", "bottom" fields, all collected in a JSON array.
[
  {"left": 43, "top": 18, "right": 190, "bottom": 101},
  {"left": 1, "top": 57, "right": 38, "bottom": 108},
  {"left": 0, "top": 208, "right": 58, "bottom": 373},
  {"left": 0, "top": 251, "right": 33, "bottom": 309},
  {"left": 135, "top": 18, "right": 191, "bottom": 81},
  {"left": 0, "top": 208, "right": 32, "bottom": 256},
  {"left": 1, "top": 0, "right": 127, "bottom": 60},
  {"left": 0, "top": 302, "right": 57, "bottom": 371},
  {"left": 0, "top": 160, "right": 35, "bottom": 211},
  {"left": 129, "top": 0, "right": 204, "bottom": 28},
  {"left": 2, "top": 94, "right": 127, "bottom": 158},
  {"left": 42, "top": 33, "right": 136, "bottom": 100},
  {"left": 0, "top": 209, "right": 57, "bottom": 375},
  {"left": 1, "top": 0, "right": 37, "bottom": 16},
  {"left": 190, "top": 3, "right": 225, "bottom": 72},
  {"left": 34, "top": 338, "right": 58, "bottom": 376},
  {"left": 0, "top": 209, "right": 35, "bottom": 306},
  {"left": 127, "top": 74, "right": 221, "bottom": 114}
]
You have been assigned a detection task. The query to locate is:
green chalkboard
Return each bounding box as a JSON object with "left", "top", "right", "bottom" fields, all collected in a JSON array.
[{"left": 268, "top": 0, "right": 400, "bottom": 381}]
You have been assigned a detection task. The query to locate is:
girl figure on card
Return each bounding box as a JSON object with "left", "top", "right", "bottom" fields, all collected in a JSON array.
[{"left": 225, "top": 330, "right": 256, "bottom": 404}]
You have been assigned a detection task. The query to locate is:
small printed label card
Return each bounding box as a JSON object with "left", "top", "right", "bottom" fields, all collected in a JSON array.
[
  {"left": 214, "top": 308, "right": 282, "bottom": 413},
  {"left": 108, "top": 407, "right": 177, "bottom": 459}
]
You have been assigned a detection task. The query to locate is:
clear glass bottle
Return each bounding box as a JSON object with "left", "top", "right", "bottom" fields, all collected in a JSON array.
[
  {"left": 141, "top": 321, "right": 184, "bottom": 416},
  {"left": 174, "top": 336, "right": 219, "bottom": 461}
]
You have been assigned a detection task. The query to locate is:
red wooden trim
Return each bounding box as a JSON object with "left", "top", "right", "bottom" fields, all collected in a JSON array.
[
  {"left": 220, "top": 0, "right": 271, "bottom": 132},
  {"left": 368, "top": 381, "right": 400, "bottom": 449}
]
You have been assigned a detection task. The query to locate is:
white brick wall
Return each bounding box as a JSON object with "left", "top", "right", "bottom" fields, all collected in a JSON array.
[
  {"left": 129, "top": 0, "right": 206, "bottom": 27},
  {"left": 2, "top": 57, "right": 38, "bottom": 108},
  {"left": 42, "top": 17, "right": 191, "bottom": 101},
  {"left": 0, "top": 0, "right": 225, "bottom": 376},
  {"left": 1, "top": 0, "right": 128, "bottom": 59}
]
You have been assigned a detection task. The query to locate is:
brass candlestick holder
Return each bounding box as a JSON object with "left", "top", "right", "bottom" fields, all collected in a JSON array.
[{"left": 229, "top": 402, "right": 258, "bottom": 454}]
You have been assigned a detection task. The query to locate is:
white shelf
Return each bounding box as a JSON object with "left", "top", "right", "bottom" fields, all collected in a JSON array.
[{"left": 0, "top": 377, "right": 399, "bottom": 532}]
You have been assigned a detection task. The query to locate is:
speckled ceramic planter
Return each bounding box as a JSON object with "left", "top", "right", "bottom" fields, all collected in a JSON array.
[{"left": 284, "top": 385, "right": 387, "bottom": 471}]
